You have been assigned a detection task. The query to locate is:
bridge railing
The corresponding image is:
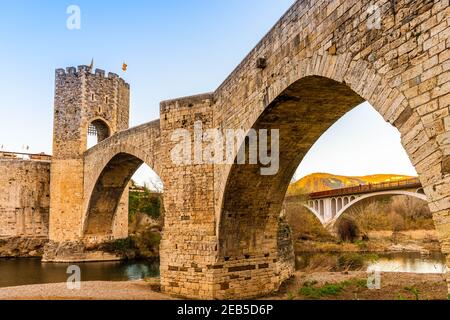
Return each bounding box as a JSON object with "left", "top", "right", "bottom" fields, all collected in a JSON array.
[
  {"left": 0, "top": 151, "right": 52, "bottom": 161},
  {"left": 307, "top": 178, "right": 421, "bottom": 200}
]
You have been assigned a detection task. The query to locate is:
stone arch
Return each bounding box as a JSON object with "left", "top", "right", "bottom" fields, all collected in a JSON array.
[
  {"left": 82, "top": 148, "right": 163, "bottom": 240},
  {"left": 85, "top": 142, "right": 162, "bottom": 195},
  {"left": 82, "top": 121, "right": 162, "bottom": 242},
  {"left": 329, "top": 190, "right": 428, "bottom": 229},
  {"left": 218, "top": 66, "right": 437, "bottom": 262}
]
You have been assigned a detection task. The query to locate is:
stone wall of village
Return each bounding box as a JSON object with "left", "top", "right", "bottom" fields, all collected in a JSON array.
[{"left": 0, "top": 159, "right": 50, "bottom": 238}]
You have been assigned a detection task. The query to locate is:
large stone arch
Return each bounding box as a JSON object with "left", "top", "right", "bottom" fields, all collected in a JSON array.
[
  {"left": 82, "top": 120, "right": 162, "bottom": 242},
  {"left": 158, "top": 0, "right": 450, "bottom": 299},
  {"left": 82, "top": 152, "right": 162, "bottom": 241},
  {"left": 217, "top": 72, "right": 409, "bottom": 257}
]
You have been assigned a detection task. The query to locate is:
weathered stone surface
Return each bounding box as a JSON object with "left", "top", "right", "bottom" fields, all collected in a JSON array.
[
  {"left": 0, "top": 237, "right": 48, "bottom": 258},
  {"left": 0, "top": 159, "right": 50, "bottom": 238},
  {"left": 42, "top": 241, "right": 122, "bottom": 263}
]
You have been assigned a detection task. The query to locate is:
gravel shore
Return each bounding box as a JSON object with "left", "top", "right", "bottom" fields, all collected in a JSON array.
[
  {"left": 0, "top": 280, "right": 175, "bottom": 300},
  {"left": 0, "top": 272, "right": 446, "bottom": 300}
]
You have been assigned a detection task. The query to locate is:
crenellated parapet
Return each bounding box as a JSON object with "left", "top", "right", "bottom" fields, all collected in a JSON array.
[{"left": 55, "top": 66, "right": 130, "bottom": 89}]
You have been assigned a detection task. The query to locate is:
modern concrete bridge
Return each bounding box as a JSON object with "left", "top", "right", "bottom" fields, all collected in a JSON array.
[{"left": 286, "top": 178, "right": 427, "bottom": 228}]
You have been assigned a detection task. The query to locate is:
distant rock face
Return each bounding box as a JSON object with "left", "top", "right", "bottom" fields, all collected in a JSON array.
[
  {"left": 0, "top": 237, "right": 48, "bottom": 258},
  {"left": 288, "top": 173, "right": 415, "bottom": 195}
]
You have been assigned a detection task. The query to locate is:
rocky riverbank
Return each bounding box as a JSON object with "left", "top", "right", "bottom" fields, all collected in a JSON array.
[{"left": 0, "top": 237, "right": 48, "bottom": 258}]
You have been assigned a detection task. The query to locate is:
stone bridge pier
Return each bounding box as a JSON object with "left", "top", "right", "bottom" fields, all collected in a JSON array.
[{"left": 46, "top": 0, "right": 450, "bottom": 299}]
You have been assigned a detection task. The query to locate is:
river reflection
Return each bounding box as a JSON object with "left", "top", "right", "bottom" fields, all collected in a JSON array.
[
  {"left": 366, "top": 252, "right": 447, "bottom": 274},
  {"left": 0, "top": 258, "right": 159, "bottom": 288},
  {"left": 296, "top": 252, "right": 448, "bottom": 274}
]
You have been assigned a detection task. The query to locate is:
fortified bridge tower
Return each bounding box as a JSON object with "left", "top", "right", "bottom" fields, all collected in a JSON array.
[{"left": 49, "top": 66, "right": 130, "bottom": 244}]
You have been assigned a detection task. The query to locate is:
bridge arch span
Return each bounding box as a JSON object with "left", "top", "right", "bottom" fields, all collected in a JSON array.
[
  {"left": 330, "top": 190, "right": 428, "bottom": 229},
  {"left": 82, "top": 120, "right": 162, "bottom": 241},
  {"left": 302, "top": 204, "right": 326, "bottom": 225},
  {"left": 302, "top": 190, "right": 428, "bottom": 230},
  {"left": 215, "top": 63, "right": 440, "bottom": 297},
  {"left": 217, "top": 68, "right": 417, "bottom": 254}
]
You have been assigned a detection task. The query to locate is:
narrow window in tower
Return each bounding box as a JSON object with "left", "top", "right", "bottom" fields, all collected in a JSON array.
[
  {"left": 91, "top": 93, "right": 95, "bottom": 101},
  {"left": 105, "top": 96, "right": 109, "bottom": 104}
]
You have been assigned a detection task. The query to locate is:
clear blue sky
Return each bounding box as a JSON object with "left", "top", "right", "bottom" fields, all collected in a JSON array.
[{"left": 0, "top": 1, "right": 417, "bottom": 185}]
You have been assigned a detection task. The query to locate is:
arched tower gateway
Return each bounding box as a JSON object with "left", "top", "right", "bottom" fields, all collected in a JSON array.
[{"left": 49, "top": 65, "right": 130, "bottom": 243}]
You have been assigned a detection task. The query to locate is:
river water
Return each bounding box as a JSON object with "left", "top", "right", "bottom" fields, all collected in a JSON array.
[
  {"left": 295, "top": 251, "right": 448, "bottom": 274},
  {"left": 0, "top": 258, "right": 159, "bottom": 288},
  {"left": 0, "top": 252, "right": 447, "bottom": 288}
]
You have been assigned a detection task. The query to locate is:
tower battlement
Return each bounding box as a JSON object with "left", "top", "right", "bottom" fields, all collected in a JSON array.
[
  {"left": 52, "top": 64, "right": 130, "bottom": 159},
  {"left": 55, "top": 65, "right": 129, "bottom": 89},
  {"left": 50, "top": 64, "right": 131, "bottom": 242}
]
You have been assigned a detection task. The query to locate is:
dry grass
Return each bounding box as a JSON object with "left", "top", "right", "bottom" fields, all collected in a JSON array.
[{"left": 273, "top": 271, "right": 448, "bottom": 300}]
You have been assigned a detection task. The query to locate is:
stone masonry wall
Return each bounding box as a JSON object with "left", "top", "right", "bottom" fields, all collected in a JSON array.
[
  {"left": 159, "top": 94, "right": 219, "bottom": 299},
  {"left": 0, "top": 159, "right": 50, "bottom": 238}
]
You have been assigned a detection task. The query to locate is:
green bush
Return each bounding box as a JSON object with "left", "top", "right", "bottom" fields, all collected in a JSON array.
[
  {"left": 404, "top": 286, "right": 420, "bottom": 300},
  {"left": 298, "top": 282, "right": 345, "bottom": 299},
  {"left": 286, "top": 292, "right": 295, "bottom": 300},
  {"left": 103, "top": 230, "right": 161, "bottom": 259},
  {"left": 129, "top": 184, "right": 162, "bottom": 220},
  {"left": 108, "top": 237, "right": 135, "bottom": 251}
]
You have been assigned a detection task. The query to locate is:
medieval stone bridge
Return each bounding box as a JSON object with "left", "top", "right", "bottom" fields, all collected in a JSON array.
[
  {"left": 82, "top": 120, "right": 161, "bottom": 243},
  {"left": 48, "top": 0, "right": 450, "bottom": 299},
  {"left": 286, "top": 178, "right": 427, "bottom": 228}
]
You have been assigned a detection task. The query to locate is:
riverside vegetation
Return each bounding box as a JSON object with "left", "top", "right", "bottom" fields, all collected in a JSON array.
[
  {"left": 103, "top": 182, "right": 163, "bottom": 260},
  {"left": 276, "top": 174, "right": 448, "bottom": 300}
]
